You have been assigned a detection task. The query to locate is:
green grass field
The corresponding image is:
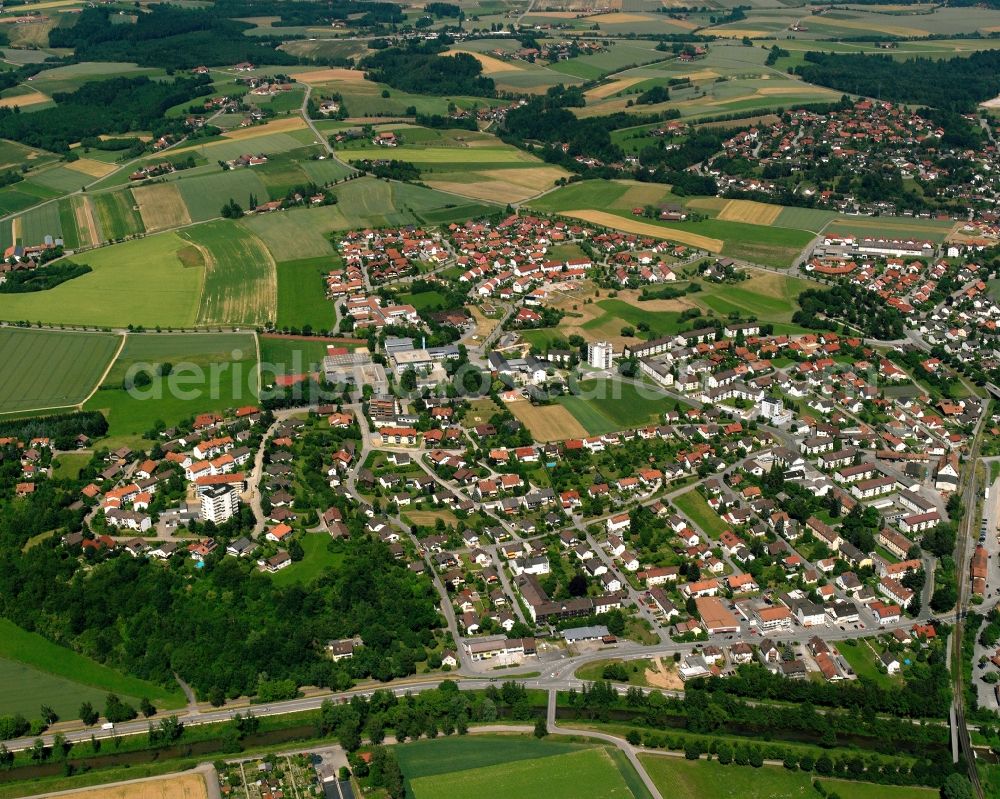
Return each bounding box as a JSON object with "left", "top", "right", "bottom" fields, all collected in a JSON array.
[
  {"left": 0, "top": 233, "right": 203, "bottom": 327},
  {"left": 0, "top": 618, "right": 183, "bottom": 716},
  {"left": 0, "top": 328, "right": 120, "bottom": 414},
  {"left": 556, "top": 380, "right": 667, "bottom": 435},
  {"left": 176, "top": 168, "right": 271, "bottom": 222},
  {"left": 694, "top": 271, "right": 811, "bottom": 329},
  {"left": 0, "top": 180, "right": 61, "bottom": 216},
  {"left": 836, "top": 639, "right": 900, "bottom": 690},
  {"left": 673, "top": 489, "right": 728, "bottom": 538},
  {"left": 640, "top": 755, "right": 937, "bottom": 799},
  {"left": 0, "top": 657, "right": 139, "bottom": 722},
  {"left": 275, "top": 256, "right": 336, "bottom": 331},
  {"left": 57, "top": 197, "right": 81, "bottom": 249},
  {"left": 586, "top": 299, "right": 687, "bottom": 340},
  {"left": 179, "top": 221, "right": 276, "bottom": 326},
  {"left": 17, "top": 200, "right": 62, "bottom": 245},
  {"left": 397, "top": 736, "right": 644, "bottom": 799},
  {"left": 823, "top": 215, "right": 954, "bottom": 244},
  {"left": 25, "top": 61, "right": 162, "bottom": 96},
  {"left": 259, "top": 336, "right": 339, "bottom": 377},
  {"left": 409, "top": 748, "right": 636, "bottom": 799},
  {"left": 245, "top": 177, "right": 490, "bottom": 260},
  {"left": 270, "top": 534, "right": 345, "bottom": 586},
  {"left": 93, "top": 189, "right": 144, "bottom": 240},
  {"left": 85, "top": 332, "right": 258, "bottom": 439}
]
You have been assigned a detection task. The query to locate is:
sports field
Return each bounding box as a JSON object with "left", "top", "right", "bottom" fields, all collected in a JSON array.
[
  {"left": 639, "top": 755, "right": 938, "bottom": 799},
  {"left": 180, "top": 221, "right": 276, "bottom": 326},
  {"left": 506, "top": 400, "right": 588, "bottom": 441},
  {"left": 397, "top": 736, "right": 647, "bottom": 799},
  {"left": 556, "top": 380, "right": 667, "bottom": 435},
  {"left": 0, "top": 328, "right": 121, "bottom": 414},
  {"left": 0, "top": 233, "right": 203, "bottom": 327},
  {"left": 275, "top": 256, "right": 336, "bottom": 331},
  {"left": 0, "top": 618, "right": 182, "bottom": 715},
  {"left": 85, "top": 332, "right": 258, "bottom": 438}
]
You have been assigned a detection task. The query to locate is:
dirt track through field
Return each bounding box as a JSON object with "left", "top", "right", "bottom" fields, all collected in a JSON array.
[{"left": 562, "top": 209, "right": 724, "bottom": 251}]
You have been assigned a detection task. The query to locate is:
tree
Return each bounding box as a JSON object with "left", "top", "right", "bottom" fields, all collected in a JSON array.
[
  {"left": 104, "top": 694, "right": 137, "bottom": 724},
  {"left": 288, "top": 538, "right": 304, "bottom": 562},
  {"left": 140, "top": 697, "right": 156, "bottom": 718},
  {"left": 220, "top": 198, "right": 244, "bottom": 219},
  {"left": 941, "top": 773, "right": 973, "bottom": 799},
  {"left": 533, "top": 717, "right": 548, "bottom": 738},
  {"left": 39, "top": 705, "right": 58, "bottom": 725}
]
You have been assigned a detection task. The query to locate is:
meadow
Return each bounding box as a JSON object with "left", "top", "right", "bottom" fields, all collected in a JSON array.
[
  {"left": 23, "top": 61, "right": 162, "bottom": 96},
  {"left": 245, "top": 177, "right": 491, "bottom": 259},
  {"left": 639, "top": 755, "right": 938, "bottom": 799},
  {"left": 270, "top": 534, "right": 344, "bottom": 586},
  {"left": 823, "top": 215, "right": 954, "bottom": 243},
  {"left": 0, "top": 328, "right": 120, "bottom": 414},
  {"left": 0, "top": 233, "right": 203, "bottom": 327},
  {"left": 85, "top": 332, "right": 258, "bottom": 440},
  {"left": 694, "top": 271, "right": 812, "bottom": 328},
  {"left": 673, "top": 489, "right": 728, "bottom": 538},
  {"left": 0, "top": 618, "right": 183, "bottom": 715},
  {"left": 275, "top": 256, "right": 336, "bottom": 331},
  {"left": 180, "top": 221, "right": 276, "bottom": 326},
  {"left": 409, "top": 748, "right": 637, "bottom": 799},
  {"left": 507, "top": 401, "right": 588, "bottom": 441},
  {"left": 176, "top": 168, "right": 270, "bottom": 222},
  {"left": 396, "top": 736, "right": 647, "bottom": 799},
  {"left": 0, "top": 179, "right": 61, "bottom": 218},
  {"left": 0, "top": 657, "right": 139, "bottom": 721},
  {"left": 93, "top": 189, "right": 145, "bottom": 240},
  {"left": 16, "top": 199, "right": 62, "bottom": 246},
  {"left": 556, "top": 380, "right": 668, "bottom": 435},
  {"left": 259, "top": 336, "right": 341, "bottom": 377},
  {"left": 530, "top": 181, "right": 815, "bottom": 266}
]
